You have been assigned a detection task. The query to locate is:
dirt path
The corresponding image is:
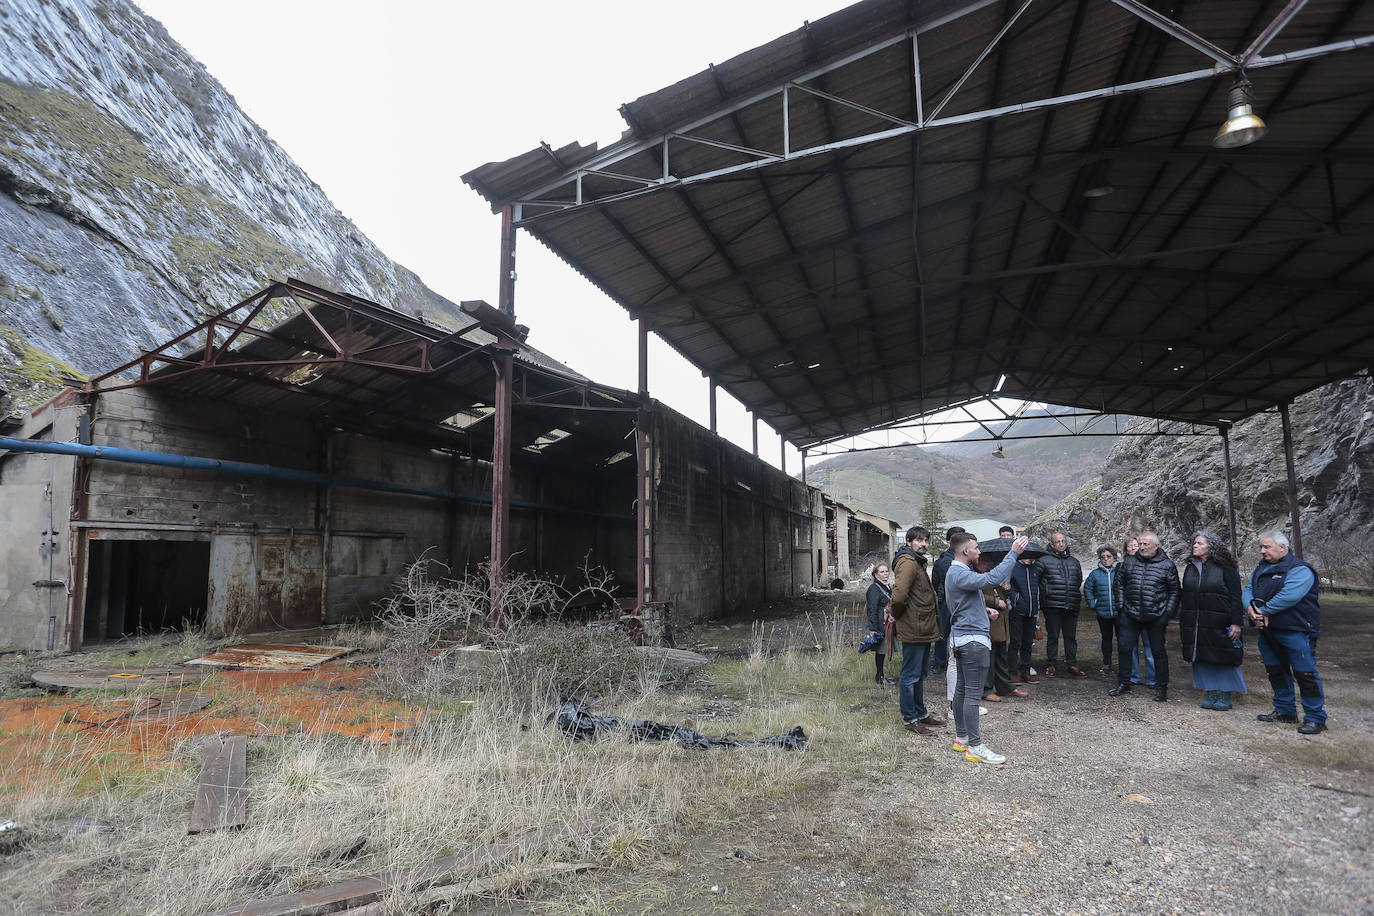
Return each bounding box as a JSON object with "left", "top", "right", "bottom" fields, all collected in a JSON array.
[{"left": 557, "top": 595, "right": 1374, "bottom": 914}]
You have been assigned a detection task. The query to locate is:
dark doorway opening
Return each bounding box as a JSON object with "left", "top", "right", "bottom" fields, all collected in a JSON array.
[{"left": 83, "top": 539, "right": 210, "bottom": 639}]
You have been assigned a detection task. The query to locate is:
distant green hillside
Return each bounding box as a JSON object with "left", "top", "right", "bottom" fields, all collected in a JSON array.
[{"left": 807, "top": 413, "right": 1118, "bottom": 526}]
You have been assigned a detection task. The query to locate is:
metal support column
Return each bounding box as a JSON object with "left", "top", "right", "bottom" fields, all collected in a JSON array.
[
  {"left": 489, "top": 349, "right": 513, "bottom": 627},
  {"left": 636, "top": 407, "right": 651, "bottom": 610},
  {"left": 801, "top": 448, "right": 808, "bottom": 487},
  {"left": 1278, "top": 402, "right": 1304, "bottom": 556},
  {"left": 636, "top": 319, "right": 650, "bottom": 610},
  {"left": 489, "top": 204, "right": 517, "bottom": 627},
  {"left": 752, "top": 416, "right": 759, "bottom": 457},
  {"left": 1220, "top": 426, "right": 1238, "bottom": 554},
  {"left": 780, "top": 441, "right": 786, "bottom": 475},
  {"left": 708, "top": 379, "right": 717, "bottom": 434}
]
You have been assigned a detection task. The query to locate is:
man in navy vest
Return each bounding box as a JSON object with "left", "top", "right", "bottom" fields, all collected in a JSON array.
[{"left": 1243, "top": 531, "right": 1326, "bottom": 735}]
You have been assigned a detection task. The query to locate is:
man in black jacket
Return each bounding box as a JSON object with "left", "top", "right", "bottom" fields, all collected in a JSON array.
[
  {"left": 1108, "top": 531, "right": 1180, "bottom": 701},
  {"left": 1036, "top": 532, "right": 1086, "bottom": 677},
  {"left": 929, "top": 526, "right": 964, "bottom": 676}
]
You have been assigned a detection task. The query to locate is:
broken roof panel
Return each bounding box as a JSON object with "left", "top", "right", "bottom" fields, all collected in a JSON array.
[{"left": 88, "top": 279, "right": 642, "bottom": 464}]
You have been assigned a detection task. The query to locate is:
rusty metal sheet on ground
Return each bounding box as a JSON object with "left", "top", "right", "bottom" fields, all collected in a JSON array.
[
  {"left": 31, "top": 667, "right": 207, "bottom": 691},
  {"left": 186, "top": 643, "right": 354, "bottom": 670},
  {"left": 62, "top": 691, "right": 212, "bottom": 731}
]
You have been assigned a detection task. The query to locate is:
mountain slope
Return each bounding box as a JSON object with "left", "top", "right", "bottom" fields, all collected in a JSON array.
[
  {"left": 1031, "top": 374, "right": 1374, "bottom": 578},
  {"left": 0, "top": 0, "right": 460, "bottom": 408},
  {"left": 809, "top": 411, "right": 1118, "bottom": 525}
]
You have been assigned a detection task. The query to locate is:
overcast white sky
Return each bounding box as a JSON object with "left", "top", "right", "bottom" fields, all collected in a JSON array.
[{"left": 134, "top": 0, "right": 1005, "bottom": 470}]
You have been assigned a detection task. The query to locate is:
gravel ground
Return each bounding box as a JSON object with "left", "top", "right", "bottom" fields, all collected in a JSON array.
[{"left": 555, "top": 595, "right": 1373, "bottom": 915}]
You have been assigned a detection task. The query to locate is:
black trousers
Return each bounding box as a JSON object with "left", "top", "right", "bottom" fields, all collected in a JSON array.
[
  {"left": 1117, "top": 615, "right": 1169, "bottom": 687},
  {"left": 1008, "top": 613, "right": 1036, "bottom": 674},
  {"left": 984, "top": 640, "right": 1014, "bottom": 696},
  {"left": 1043, "top": 608, "right": 1079, "bottom": 667},
  {"left": 1097, "top": 616, "right": 1118, "bottom": 667}
]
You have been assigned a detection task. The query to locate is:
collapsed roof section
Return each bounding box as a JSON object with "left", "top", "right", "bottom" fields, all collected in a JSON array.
[
  {"left": 463, "top": 0, "right": 1374, "bottom": 448},
  {"left": 90, "top": 278, "right": 640, "bottom": 466}
]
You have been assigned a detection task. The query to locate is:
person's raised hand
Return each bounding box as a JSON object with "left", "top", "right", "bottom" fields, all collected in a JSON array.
[{"left": 1012, "top": 536, "right": 1030, "bottom": 553}]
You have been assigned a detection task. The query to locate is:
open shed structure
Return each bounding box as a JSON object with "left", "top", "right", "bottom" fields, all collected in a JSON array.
[
  {"left": 2, "top": 280, "right": 890, "bottom": 651},
  {"left": 464, "top": 0, "right": 1374, "bottom": 554}
]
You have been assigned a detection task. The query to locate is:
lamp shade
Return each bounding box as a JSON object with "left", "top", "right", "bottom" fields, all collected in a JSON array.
[{"left": 1214, "top": 80, "right": 1267, "bottom": 149}]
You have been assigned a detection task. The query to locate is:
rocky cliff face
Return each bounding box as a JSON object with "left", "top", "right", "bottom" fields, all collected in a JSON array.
[
  {"left": 1034, "top": 373, "right": 1374, "bottom": 585},
  {"left": 0, "top": 0, "right": 462, "bottom": 409}
]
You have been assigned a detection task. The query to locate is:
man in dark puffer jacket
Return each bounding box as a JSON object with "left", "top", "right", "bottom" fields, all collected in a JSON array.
[
  {"left": 1108, "top": 531, "right": 1180, "bottom": 701},
  {"left": 1035, "top": 532, "right": 1085, "bottom": 677}
]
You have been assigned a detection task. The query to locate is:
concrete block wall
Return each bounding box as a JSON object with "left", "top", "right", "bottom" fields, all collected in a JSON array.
[
  {"left": 88, "top": 389, "right": 320, "bottom": 529},
  {"left": 650, "top": 404, "right": 822, "bottom": 623}
]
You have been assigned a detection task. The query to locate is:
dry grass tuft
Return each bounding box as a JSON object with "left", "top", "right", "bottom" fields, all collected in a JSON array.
[{"left": 0, "top": 578, "right": 872, "bottom": 913}]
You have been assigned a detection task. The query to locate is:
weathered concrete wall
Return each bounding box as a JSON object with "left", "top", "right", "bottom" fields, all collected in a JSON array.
[
  {"left": 1, "top": 386, "right": 642, "bottom": 645},
  {"left": 650, "top": 404, "right": 821, "bottom": 623},
  {"left": 4, "top": 384, "right": 822, "bottom": 647},
  {"left": 810, "top": 490, "right": 828, "bottom": 585},
  {"left": 0, "top": 392, "right": 80, "bottom": 650},
  {"left": 833, "top": 506, "right": 852, "bottom": 578}
]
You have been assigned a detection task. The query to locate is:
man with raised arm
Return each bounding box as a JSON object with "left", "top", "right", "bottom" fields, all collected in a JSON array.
[{"left": 944, "top": 531, "right": 1030, "bottom": 766}]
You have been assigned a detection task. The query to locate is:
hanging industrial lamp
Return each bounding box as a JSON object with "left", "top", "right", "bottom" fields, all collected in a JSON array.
[{"left": 1213, "top": 78, "right": 1267, "bottom": 149}]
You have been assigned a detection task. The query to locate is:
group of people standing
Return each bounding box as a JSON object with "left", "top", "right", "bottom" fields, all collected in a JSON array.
[{"left": 865, "top": 524, "right": 1330, "bottom": 766}]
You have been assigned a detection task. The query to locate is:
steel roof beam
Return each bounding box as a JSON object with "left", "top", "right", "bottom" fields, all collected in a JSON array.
[
  {"left": 507, "top": 34, "right": 1374, "bottom": 225},
  {"left": 502, "top": 0, "right": 1003, "bottom": 205},
  {"left": 1242, "top": 0, "right": 1311, "bottom": 65},
  {"left": 1108, "top": 0, "right": 1239, "bottom": 68}
]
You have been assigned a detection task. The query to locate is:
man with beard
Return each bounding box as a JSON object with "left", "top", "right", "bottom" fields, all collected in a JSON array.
[
  {"left": 930, "top": 526, "right": 965, "bottom": 676},
  {"left": 1108, "top": 531, "right": 1179, "bottom": 702},
  {"left": 891, "top": 526, "right": 946, "bottom": 735},
  {"left": 945, "top": 532, "right": 1030, "bottom": 765}
]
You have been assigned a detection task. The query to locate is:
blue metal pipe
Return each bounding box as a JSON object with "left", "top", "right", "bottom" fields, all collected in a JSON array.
[{"left": 0, "top": 436, "right": 632, "bottom": 521}]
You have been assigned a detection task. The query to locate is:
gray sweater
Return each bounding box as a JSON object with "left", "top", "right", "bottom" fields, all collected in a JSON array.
[{"left": 945, "top": 552, "right": 1023, "bottom": 641}]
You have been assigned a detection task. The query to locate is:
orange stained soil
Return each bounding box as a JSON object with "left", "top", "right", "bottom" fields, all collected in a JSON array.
[{"left": 0, "top": 664, "right": 416, "bottom": 798}]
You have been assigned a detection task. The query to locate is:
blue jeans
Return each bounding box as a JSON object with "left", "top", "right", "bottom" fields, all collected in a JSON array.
[
  {"left": 1257, "top": 629, "right": 1326, "bottom": 724},
  {"left": 1129, "top": 639, "right": 1156, "bottom": 686},
  {"left": 899, "top": 642, "right": 932, "bottom": 723}
]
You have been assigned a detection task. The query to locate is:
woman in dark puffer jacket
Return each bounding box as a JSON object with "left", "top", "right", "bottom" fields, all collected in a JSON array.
[{"left": 1180, "top": 530, "right": 1247, "bottom": 710}]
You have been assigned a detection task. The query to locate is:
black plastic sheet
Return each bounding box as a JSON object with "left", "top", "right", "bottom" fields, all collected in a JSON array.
[{"left": 550, "top": 700, "right": 807, "bottom": 750}]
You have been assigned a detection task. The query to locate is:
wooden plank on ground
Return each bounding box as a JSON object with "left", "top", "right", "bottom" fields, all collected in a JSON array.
[
  {"left": 188, "top": 735, "right": 247, "bottom": 834},
  {"left": 336, "top": 862, "right": 597, "bottom": 915},
  {"left": 31, "top": 667, "right": 207, "bottom": 691},
  {"left": 204, "top": 823, "right": 583, "bottom": 916}
]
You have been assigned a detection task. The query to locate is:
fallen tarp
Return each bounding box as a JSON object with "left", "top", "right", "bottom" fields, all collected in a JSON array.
[
  {"left": 550, "top": 699, "right": 806, "bottom": 750},
  {"left": 186, "top": 643, "right": 354, "bottom": 670}
]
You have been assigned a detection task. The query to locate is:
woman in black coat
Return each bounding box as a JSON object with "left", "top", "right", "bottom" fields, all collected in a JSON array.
[
  {"left": 1179, "top": 530, "right": 1247, "bottom": 710},
  {"left": 865, "top": 563, "right": 895, "bottom": 685}
]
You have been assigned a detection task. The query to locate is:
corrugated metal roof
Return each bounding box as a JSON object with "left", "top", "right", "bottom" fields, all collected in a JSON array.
[{"left": 463, "top": 0, "right": 1374, "bottom": 448}]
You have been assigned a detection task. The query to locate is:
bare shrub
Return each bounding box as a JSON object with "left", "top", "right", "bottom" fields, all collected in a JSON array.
[
  {"left": 374, "top": 554, "right": 648, "bottom": 704},
  {"left": 1309, "top": 537, "right": 1374, "bottom": 593}
]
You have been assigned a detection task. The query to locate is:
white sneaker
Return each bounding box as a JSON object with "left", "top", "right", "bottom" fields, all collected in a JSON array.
[
  {"left": 964, "top": 743, "right": 1006, "bottom": 765},
  {"left": 1029, "top": 667, "right": 1038, "bottom": 676},
  {"left": 979, "top": 705, "right": 988, "bottom": 716}
]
